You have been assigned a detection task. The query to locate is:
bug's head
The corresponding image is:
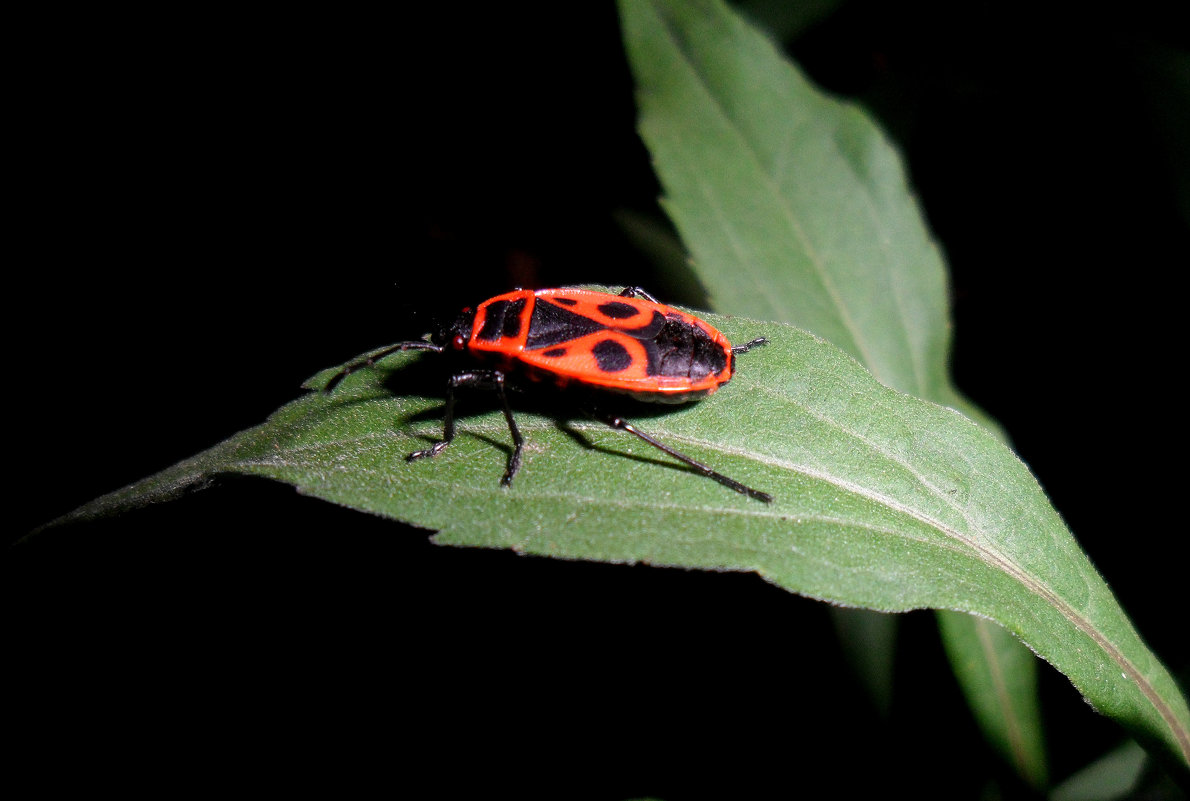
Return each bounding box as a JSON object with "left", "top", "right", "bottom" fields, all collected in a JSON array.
[{"left": 429, "top": 306, "right": 477, "bottom": 352}]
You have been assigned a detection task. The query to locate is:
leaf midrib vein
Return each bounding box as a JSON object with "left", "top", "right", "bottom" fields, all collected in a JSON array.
[{"left": 253, "top": 397, "right": 1188, "bottom": 759}]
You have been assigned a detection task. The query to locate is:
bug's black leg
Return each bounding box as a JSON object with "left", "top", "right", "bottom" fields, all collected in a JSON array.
[
  {"left": 618, "top": 286, "right": 660, "bottom": 304},
  {"left": 408, "top": 370, "right": 525, "bottom": 487},
  {"left": 592, "top": 411, "right": 773, "bottom": 503},
  {"left": 731, "top": 337, "right": 768, "bottom": 354},
  {"left": 489, "top": 373, "right": 524, "bottom": 485},
  {"left": 324, "top": 341, "right": 443, "bottom": 393},
  {"left": 406, "top": 376, "right": 460, "bottom": 463}
]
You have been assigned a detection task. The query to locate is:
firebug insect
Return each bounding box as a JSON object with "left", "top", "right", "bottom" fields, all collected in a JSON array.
[{"left": 324, "top": 287, "right": 771, "bottom": 502}]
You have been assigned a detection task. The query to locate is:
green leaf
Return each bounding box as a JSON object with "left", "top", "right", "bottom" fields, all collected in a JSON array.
[
  {"left": 938, "top": 609, "right": 1048, "bottom": 788},
  {"left": 43, "top": 312, "right": 1190, "bottom": 772},
  {"left": 1049, "top": 740, "right": 1148, "bottom": 801},
  {"left": 616, "top": 0, "right": 1187, "bottom": 780},
  {"left": 618, "top": 0, "right": 1036, "bottom": 776},
  {"left": 620, "top": 0, "right": 975, "bottom": 413}
]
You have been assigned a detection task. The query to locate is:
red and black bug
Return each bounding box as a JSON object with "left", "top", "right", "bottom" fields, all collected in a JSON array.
[{"left": 324, "top": 287, "right": 771, "bottom": 502}]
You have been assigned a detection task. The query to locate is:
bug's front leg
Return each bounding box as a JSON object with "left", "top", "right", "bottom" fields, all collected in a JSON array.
[{"left": 408, "top": 369, "right": 524, "bottom": 486}]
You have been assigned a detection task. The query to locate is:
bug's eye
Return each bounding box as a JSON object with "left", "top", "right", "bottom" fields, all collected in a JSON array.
[{"left": 452, "top": 333, "right": 467, "bottom": 350}]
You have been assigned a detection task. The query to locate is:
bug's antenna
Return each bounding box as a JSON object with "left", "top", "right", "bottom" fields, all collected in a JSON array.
[{"left": 323, "top": 341, "right": 443, "bottom": 393}]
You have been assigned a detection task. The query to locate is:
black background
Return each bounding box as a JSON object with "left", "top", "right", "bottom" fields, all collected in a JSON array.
[{"left": 10, "top": 2, "right": 1188, "bottom": 797}]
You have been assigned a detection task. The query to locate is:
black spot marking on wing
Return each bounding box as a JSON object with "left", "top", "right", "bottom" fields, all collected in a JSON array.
[{"left": 592, "top": 339, "right": 632, "bottom": 372}]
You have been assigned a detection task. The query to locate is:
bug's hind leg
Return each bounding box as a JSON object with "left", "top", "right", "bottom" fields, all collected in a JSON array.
[
  {"left": 409, "top": 369, "right": 524, "bottom": 486},
  {"left": 591, "top": 411, "right": 772, "bottom": 503}
]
